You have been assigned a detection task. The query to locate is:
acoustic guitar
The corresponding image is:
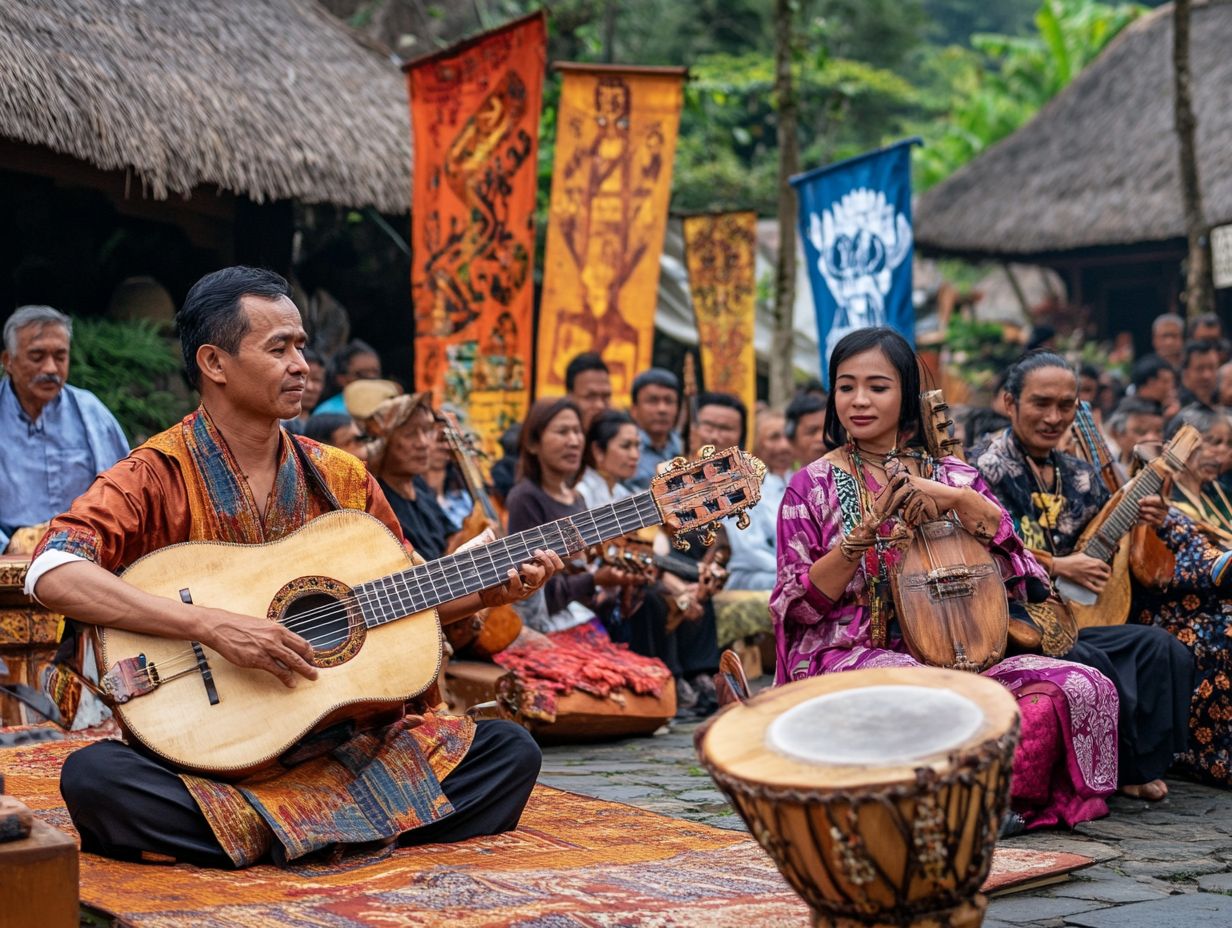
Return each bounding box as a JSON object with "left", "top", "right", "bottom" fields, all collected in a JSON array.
[
  {"left": 96, "top": 445, "right": 765, "bottom": 778},
  {"left": 1057, "top": 424, "right": 1200, "bottom": 627}
]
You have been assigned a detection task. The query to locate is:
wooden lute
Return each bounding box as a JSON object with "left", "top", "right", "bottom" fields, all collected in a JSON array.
[
  {"left": 96, "top": 446, "right": 765, "bottom": 778},
  {"left": 1068, "top": 400, "right": 1175, "bottom": 588},
  {"left": 1057, "top": 424, "right": 1200, "bottom": 627},
  {"left": 890, "top": 391, "right": 1007, "bottom": 673}
]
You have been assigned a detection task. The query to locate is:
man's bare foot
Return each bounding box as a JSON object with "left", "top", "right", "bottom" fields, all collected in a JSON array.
[{"left": 1120, "top": 779, "right": 1168, "bottom": 801}]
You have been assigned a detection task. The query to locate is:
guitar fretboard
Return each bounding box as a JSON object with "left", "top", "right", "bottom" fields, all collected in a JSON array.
[{"left": 353, "top": 491, "right": 663, "bottom": 627}]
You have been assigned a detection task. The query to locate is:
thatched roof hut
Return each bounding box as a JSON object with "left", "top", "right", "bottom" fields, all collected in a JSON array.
[
  {"left": 916, "top": 1, "right": 1232, "bottom": 260},
  {"left": 0, "top": 0, "right": 411, "bottom": 213}
]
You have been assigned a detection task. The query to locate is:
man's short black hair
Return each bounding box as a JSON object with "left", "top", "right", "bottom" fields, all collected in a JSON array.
[
  {"left": 177, "top": 266, "right": 291, "bottom": 389},
  {"left": 630, "top": 367, "right": 680, "bottom": 403},
  {"left": 1183, "top": 339, "right": 1221, "bottom": 370},
  {"left": 1131, "top": 354, "right": 1174, "bottom": 388},
  {"left": 784, "top": 393, "right": 826, "bottom": 439},
  {"left": 328, "top": 339, "right": 379, "bottom": 386},
  {"left": 1078, "top": 363, "right": 1101, "bottom": 382},
  {"left": 564, "top": 352, "right": 609, "bottom": 392},
  {"left": 695, "top": 390, "right": 748, "bottom": 449},
  {"left": 1189, "top": 312, "right": 1223, "bottom": 337}
]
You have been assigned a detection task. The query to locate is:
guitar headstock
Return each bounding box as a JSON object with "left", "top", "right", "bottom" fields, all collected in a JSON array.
[
  {"left": 649, "top": 445, "right": 766, "bottom": 551},
  {"left": 1161, "top": 423, "right": 1203, "bottom": 471}
]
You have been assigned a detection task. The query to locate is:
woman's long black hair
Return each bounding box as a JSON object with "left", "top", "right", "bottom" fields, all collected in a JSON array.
[{"left": 822, "top": 326, "right": 929, "bottom": 451}]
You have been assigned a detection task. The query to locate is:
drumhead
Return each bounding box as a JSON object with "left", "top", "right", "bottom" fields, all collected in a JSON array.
[
  {"left": 698, "top": 666, "right": 1019, "bottom": 789},
  {"left": 766, "top": 685, "right": 983, "bottom": 766}
]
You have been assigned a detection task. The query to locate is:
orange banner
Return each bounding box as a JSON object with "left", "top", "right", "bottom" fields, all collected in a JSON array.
[
  {"left": 404, "top": 13, "right": 545, "bottom": 454},
  {"left": 536, "top": 64, "right": 686, "bottom": 405},
  {"left": 683, "top": 211, "right": 758, "bottom": 443}
]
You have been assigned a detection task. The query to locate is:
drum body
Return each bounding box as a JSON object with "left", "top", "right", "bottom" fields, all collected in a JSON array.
[{"left": 697, "top": 667, "right": 1019, "bottom": 928}]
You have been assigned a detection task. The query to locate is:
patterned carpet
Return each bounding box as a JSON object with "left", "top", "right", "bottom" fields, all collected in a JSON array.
[
  {"left": 2, "top": 737, "right": 810, "bottom": 927},
  {"left": 2, "top": 736, "right": 1093, "bottom": 926}
]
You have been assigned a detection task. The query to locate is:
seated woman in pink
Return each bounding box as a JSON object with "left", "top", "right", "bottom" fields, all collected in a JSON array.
[{"left": 771, "top": 326, "right": 1118, "bottom": 830}]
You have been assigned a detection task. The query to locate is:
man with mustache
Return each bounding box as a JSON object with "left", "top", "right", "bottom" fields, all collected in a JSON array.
[{"left": 1, "top": 305, "right": 128, "bottom": 556}]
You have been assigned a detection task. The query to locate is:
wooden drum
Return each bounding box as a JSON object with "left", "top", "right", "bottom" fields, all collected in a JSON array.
[{"left": 697, "top": 667, "right": 1019, "bottom": 928}]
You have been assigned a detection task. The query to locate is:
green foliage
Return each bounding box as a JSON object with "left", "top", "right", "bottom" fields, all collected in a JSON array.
[
  {"left": 674, "top": 52, "right": 921, "bottom": 213},
  {"left": 68, "top": 319, "right": 193, "bottom": 443},
  {"left": 944, "top": 315, "right": 1023, "bottom": 391},
  {"left": 916, "top": 0, "right": 1145, "bottom": 188}
]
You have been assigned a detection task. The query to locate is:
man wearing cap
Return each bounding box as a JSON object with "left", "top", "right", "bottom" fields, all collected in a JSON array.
[{"left": 27, "top": 266, "right": 562, "bottom": 868}]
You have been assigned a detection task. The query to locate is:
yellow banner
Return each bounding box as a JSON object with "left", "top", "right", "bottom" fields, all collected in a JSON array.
[
  {"left": 683, "top": 211, "right": 758, "bottom": 443},
  {"left": 404, "top": 13, "right": 545, "bottom": 456},
  {"left": 536, "top": 64, "right": 686, "bottom": 405}
]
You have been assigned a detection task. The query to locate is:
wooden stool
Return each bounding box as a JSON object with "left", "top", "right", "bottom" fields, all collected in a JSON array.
[
  {"left": 0, "top": 556, "right": 63, "bottom": 726},
  {"left": 0, "top": 817, "right": 79, "bottom": 928}
]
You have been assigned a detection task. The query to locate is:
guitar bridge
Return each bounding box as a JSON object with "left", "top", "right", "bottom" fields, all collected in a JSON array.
[{"left": 102, "top": 654, "right": 160, "bottom": 704}]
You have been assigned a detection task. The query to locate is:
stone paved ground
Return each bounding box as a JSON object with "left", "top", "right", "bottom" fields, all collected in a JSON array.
[{"left": 540, "top": 720, "right": 1232, "bottom": 928}]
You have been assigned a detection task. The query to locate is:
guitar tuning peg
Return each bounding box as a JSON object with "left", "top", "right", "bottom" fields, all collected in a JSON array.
[
  {"left": 700, "top": 526, "right": 718, "bottom": 547},
  {"left": 699, "top": 444, "right": 715, "bottom": 459},
  {"left": 671, "top": 534, "right": 691, "bottom": 552},
  {"left": 736, "top": 511, "right": 750, "bottom": 531},
  {"left": 667, "top": 455, "right": 688, "bottom": 471}
]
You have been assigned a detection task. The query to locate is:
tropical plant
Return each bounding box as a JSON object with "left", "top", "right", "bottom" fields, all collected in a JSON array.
[
  {"left": 916, "top": 0, "right": 1145, "bottom": 188},
  {"left": 68, "top": 319, "right": 194, "bottom": 443}
]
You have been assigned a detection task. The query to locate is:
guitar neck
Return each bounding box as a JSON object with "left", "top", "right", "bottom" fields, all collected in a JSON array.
[
  {"left": 1084, "top": 467, "right": 1163, "bottom": 562},
  {"left": 355, "top": 492, "right": 663, "bottom": 626}
]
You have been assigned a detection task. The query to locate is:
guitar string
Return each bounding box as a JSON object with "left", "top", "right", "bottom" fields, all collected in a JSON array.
[
  {"left": 279, "top": 493, "right": 664, "bottom": 636},
  {"left": 125, "top": 475, "right": 752, "bottom": 683},
  {"left": 125, "top": 492, "right": 674, "bottom": 679}
]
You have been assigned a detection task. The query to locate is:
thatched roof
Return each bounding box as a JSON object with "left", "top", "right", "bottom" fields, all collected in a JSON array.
[
  {"left": 916, "top": 1, "right": 1232, "bottom": 259},
  {"left": 0, "top": 0, "right": 412, "bottom": 213}
]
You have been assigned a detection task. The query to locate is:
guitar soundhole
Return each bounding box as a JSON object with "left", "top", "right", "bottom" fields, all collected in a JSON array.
[{"left": 268, "top": 576, "right": 366, "bottom": 669}]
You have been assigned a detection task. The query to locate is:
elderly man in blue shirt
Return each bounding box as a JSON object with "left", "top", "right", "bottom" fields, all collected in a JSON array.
[{"left": 1, "top": 305, "right": 128, "bottom": 552}]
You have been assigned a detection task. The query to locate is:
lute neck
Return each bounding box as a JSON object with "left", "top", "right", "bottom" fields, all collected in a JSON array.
[
  {"left": 1084, "top": 467, "right": 1163, "bottom": 562},
  {"left": 354, "top": 491, "right": 663, "bottom": 627}
]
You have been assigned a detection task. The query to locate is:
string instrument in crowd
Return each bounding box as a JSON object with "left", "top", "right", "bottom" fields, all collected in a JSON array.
[
  {"left": 677, "top": 351, "right": 701, "bottom": 440},
  {"left": 889, "top": 390, "right": 1008, "bottom": 673},
  {"left": 592, "top": 534, "right": 732, "bottom": 631},
  {"left": 1057, "top": 424, "right": 1201, "bottom": 628},
  {"left": 95, "top": 445, "right": 766, "bottom": 778},
  {"left": 438, "top": 413, "right": 521, "bottom": 658},
  {"left": 1069, "top": 400, "right": 1175, "bottom": 588}
]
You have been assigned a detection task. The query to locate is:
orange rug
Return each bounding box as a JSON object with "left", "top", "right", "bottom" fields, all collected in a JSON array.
[
  {"left": 2, "top": 737, "right": 1093, "bottom": 926},
  {"left": 3, "top": 737, "right": 809, "bottom": 926}
]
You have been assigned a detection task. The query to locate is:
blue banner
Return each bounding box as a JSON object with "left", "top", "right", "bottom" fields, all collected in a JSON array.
[{"left": 791, "top": 138, "right": 920, "bottom": 382}]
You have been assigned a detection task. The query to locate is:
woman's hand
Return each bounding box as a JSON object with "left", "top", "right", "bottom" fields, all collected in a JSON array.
[{"left": 1052, "top": 553, "right": 1111, "bottom": 594}]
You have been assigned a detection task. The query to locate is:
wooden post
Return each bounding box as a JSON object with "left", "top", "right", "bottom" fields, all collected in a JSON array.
[
  {"left": 770, "top": 0, "right": 800, "bottom": 407},
  {"left": 1173, "top": 0, "right": 1214, "bottom": 318}
]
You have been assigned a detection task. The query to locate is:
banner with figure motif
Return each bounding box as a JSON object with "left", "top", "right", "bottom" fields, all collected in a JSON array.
[
  {"left": 536, "top": 63, "right": 686, "bottom": 406},
  {"left": 404, "top": 12, "right": 545, "bottom": 454},
  {"left": 791, "top": 138, "right": 921, "bottom": 382},
  {"left": 682, "top": 211, "right": 758, "bottom": 443}
]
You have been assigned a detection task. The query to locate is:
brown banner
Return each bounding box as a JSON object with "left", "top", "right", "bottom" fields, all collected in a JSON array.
[
  {"left": 536, "top": 63, "right": 686, "bottom": 405},
  {"left": 404, "top": 12, "right": 545, "bottom": 453},
  {"left": 682, "top": 211, "right": 758, "bottom": 442}
]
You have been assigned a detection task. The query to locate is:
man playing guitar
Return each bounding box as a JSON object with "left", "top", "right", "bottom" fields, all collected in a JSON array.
[{"left": 25, "top": 267, "right": 563, "bottom": 867}]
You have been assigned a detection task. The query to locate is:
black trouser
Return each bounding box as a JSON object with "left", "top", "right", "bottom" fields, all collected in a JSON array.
[
  {"left": 1068, "top": 624, "right": 1195, "bottom": 784},
  {"left": 609, "top": 594, "right": 720, "bottom": 679},
  {"left": 60, "top": 719, "right": 541, "bottom": 868}
]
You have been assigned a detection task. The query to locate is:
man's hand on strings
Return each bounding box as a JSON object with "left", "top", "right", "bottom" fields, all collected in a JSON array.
[
  {"left": 200, "top": 608, "right": 318, "bottom": 688},
  {"left": 479, "top": 548, "right": 565, "bottom": 608},
  {"left": 1137, "top": 494, "right": 1168, "bottom": 528},
  {"left": 1053, "top": 553, "right": 1112, "bottom": 594}
]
